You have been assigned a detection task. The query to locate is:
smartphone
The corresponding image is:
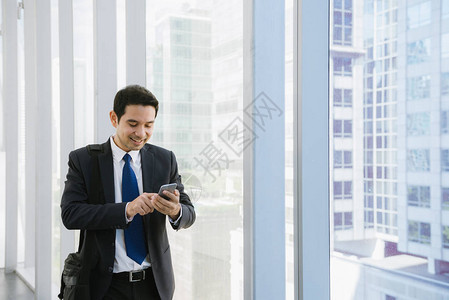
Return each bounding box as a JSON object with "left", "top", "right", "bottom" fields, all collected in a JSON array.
[{"left": 158, "top": 183, "right": 177, "bottom": 200}]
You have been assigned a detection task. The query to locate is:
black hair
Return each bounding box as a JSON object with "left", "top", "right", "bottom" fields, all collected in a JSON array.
[{"left": 113, "top": 85, "right": 159, "bottom": 122}]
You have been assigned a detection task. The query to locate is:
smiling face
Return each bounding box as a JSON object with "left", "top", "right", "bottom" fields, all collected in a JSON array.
[{"left": 110, "top": 104, "right": 156, "bottom": 152}]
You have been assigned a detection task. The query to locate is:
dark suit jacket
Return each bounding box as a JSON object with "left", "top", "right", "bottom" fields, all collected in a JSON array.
[{"left": 61, "top": 139, "right": 196, "bottom": 300}]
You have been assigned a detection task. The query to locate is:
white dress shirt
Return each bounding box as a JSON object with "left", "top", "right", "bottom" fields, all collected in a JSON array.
[{"left": 110, "top": 136, "right": 152, "bottom": 272}]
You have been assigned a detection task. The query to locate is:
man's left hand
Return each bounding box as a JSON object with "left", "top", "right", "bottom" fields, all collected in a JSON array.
[{"left": 151, "top": 189, "right": 181, "bottom": 220}]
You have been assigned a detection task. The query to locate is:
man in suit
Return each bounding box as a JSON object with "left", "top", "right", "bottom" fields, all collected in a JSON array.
[{"left": 61, "top": 85, "right": 196, "bottom": 300}]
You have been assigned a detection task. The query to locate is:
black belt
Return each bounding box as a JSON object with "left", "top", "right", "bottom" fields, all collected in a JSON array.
[{"left": 113, "top": 269, "right": 148, "bottom": 282}]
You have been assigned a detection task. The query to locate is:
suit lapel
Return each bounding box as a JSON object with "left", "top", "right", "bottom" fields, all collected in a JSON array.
[{"left": 98, "top": 140, "right": 115, "bottom": 204}]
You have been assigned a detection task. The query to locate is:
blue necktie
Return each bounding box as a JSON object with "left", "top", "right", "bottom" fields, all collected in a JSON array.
[{"left": 122, "top": 153, "right": 147, "bottom": 264}]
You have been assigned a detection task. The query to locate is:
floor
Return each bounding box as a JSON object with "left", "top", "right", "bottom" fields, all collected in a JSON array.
[{"left": 0, "top": 269, "right": 34, "bottom": 300}]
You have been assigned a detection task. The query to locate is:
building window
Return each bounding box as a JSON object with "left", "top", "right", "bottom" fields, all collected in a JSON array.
[
  {"left": 442, "top": 111, "right": 449, "bottom": 134},
  {"left": 407, "top": 75, "right": 431, "bottom": 101},
  {"left": 407, "top": 185, "right": 430, "bottom": 208},
  {"left": 407, "top": 1, "right": 431, "bottom": 29},
  {"left": 333, "top": 0, "right": 353, "bottom": 46},
  {"left": 443, "top": 226, "right": 449, "bottom": 249},
  {"left": 334, "top": 120, "right": 352, "bottom": 137},
  {"left": 364, "top": 210, "right": 374, "bottom": 228},
  {"left": 442, "top": 72, "right": 449, "bottom": 95},
  {"left": 407, "top": 149, "right": 430, "bottom": 172},
  {"left": 334, "top": 212, "right": 353, "bottom": 230},
  {"left": 334, "top": 181, "right": 352, "bottom": 200},
  {"left": 443, "top": 33, "right": 449, "bottom": 58},
  {"left": 334, "top": 150, "right": 352, "bottom": 168},
  {"left": 333, "top": 88, "right": 352, "bottom": 107},
  {"left": 407, "top": 112, "right": 430, "bottom": 136},
  {"left": 443, "top": 188, "right": 449, "bottom": 210},
  {"left": 408, "top": 221, "right": 431, "bottom": 244},
  {"left": 442, "top": 150, "right": 449, "bottom": 172},
  {"left": 333, "top": 57, "right": 352, "bottom": 76},
  {"left": 407, "top": 38, "right": 431, "bottom": 65}
]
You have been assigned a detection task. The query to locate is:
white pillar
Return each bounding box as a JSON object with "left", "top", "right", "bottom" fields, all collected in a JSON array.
[{"left": 3, "top": 0, "right": 19, "bottom": 274}]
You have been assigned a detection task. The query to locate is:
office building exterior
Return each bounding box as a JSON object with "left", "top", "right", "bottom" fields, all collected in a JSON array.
[{"left": 330, "top": 0, "right": 449, "bottom": 298}]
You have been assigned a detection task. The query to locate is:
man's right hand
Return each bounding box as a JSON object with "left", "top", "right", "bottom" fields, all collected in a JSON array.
[{"left": 126, "top": 193, "right": 157, "bottom": 219}]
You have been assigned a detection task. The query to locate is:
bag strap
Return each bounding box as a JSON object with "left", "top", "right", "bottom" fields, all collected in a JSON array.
[
  {"left": 77, "top": 144, "right": 105, "bottom": 254},
  {"left": 87, "top": 144, "right": 105, "bottom": 205}
]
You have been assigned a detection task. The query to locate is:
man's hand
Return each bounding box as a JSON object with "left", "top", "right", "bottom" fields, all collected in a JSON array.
[
  {"left": 126, "top": 193, "right": 156, "bottom": 219},
  {"left": 151, "top": 189, "right": 181, "bottom": 220}
]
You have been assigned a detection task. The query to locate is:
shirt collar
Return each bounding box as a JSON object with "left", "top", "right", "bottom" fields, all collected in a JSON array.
[{"left": 110, "top": 136, "right": 141, "bottom": 163}]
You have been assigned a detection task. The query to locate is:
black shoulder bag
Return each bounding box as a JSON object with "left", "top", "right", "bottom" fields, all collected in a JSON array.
[{"left": 58, "top": 144, "right": 105, "bottom": 300}]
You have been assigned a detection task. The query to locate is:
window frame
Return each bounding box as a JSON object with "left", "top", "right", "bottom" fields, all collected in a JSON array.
[{"left": 294, "top": 0, "right": 330, "bottom": 299}]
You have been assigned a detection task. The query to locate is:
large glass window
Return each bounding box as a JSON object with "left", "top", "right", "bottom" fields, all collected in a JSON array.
[
  {"left": 333, "top": 88, "right": 353, "bottom": 107},
  {"left": 334, "top": 150, "right": 352, "bottom": 168},
  {"left": 407, "top": 185, "right": 430, "bottom": 208},
  {"left": 146, "top": 1, "right": 243, "bottom": 299},
  {"left": 73, "top": 0, "right": 94, "bottom": 147},
  {"left": 407, "top": 1, "right": 431, "bottom": 29},
  {"left": 407, "top": 112, "right": 430, "bottom": 136},
  {"left": 443, "top": 0, "right": 449, "bottom": 19},
  {"left": 407, "top": 149, "right": 430, "bottom": 172},
  {"left": 333, "top": 57, "right": 352, "bottom": 76},
  {"left": 443, "top": 226, "right": 449, "bottom": 248},
  {"left": 442, "top": 150, "right": 449, "bottom": 172},
  {"left": 334, "top": 119, "right": 353, "bottom": 137},
  {"left": 0, "top": 1, "right": 3, "bottom": 269},
  {"left": 408, "top": 221, "right": 431, "bottom": 244},
  {"left": 407, "top": 75, "right": 431, "bottom": 101},
  {"left": 333, "top": 0, "right": 353, "bottom": 46},
  {"left": 443, "top": 188, "right": 449, "bottom": 210},
  {"left": 407, "top": 38, "right": 431, "bottom": 64},
  {"left": 442, "top": 72, "right": 449, "bottom": 95},
  {"left": 334, "top": 181, "right": 353, "bottom": 200},
  {"left": 334, "top": 211, "right": 353, "bottom": 230},
  {"left": 441, "top": 111, "right": 449, "bottom": 134},
  {"left": 442, "top": 33, "right": 449, "bottom": 58},
  {"left": 330, "top": 0, "right": 449, "bottom": 298}
]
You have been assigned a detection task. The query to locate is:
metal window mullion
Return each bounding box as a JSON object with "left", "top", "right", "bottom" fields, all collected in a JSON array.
[
  {"left": 35, "top": 0, "right": 53, "bottom": 298},
  {"left": 3, "top": 0, "right": 19, "bottom": 274},
  {"left": 59, "top": 0, "right": 76, "bottom": 269},
  {"left": 126, "top": 0, "right": 145, "bottom": 86},
  {"left": 243, "top": 0, "right": 254, "bottom": 298},
  {"left": 252, "top": 0, "right": 286, "bottom": 299},
  {"left": 94, "top": 0, "right": 117, "bottom": 142},
  {"left": 295, "top": 0, "right": 330, "bottom": 299}
]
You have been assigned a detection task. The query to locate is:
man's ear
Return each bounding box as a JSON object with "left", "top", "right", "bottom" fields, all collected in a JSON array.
[{"left": 110, "top": 110, "right": 118, "bottom": 128}]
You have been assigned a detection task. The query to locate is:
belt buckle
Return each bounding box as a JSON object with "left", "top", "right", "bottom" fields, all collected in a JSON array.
[{"left": 129, "top": 270, "right": 145, "bottom": 282}]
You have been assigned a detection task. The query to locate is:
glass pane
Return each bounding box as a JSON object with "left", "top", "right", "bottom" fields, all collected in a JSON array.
[
  {"left": 0, "top": 1, "right": 4, "bottom": 269},
  {"left": 330, "top": 0, "right": 449, "bottom": 298},
  {"left": 17, "top": 0, "right": 26, "bottom": 266},
  {"left": 146, "top": 1, "right": 243, "bottom": 299},
  {"left": 73, "top": 0, "right": 94, "bottom": 147}
]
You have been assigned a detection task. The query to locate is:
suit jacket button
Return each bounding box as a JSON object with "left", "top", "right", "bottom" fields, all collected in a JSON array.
[{"left": 108, "top": 267, "right": 113, "bottom": 273}]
